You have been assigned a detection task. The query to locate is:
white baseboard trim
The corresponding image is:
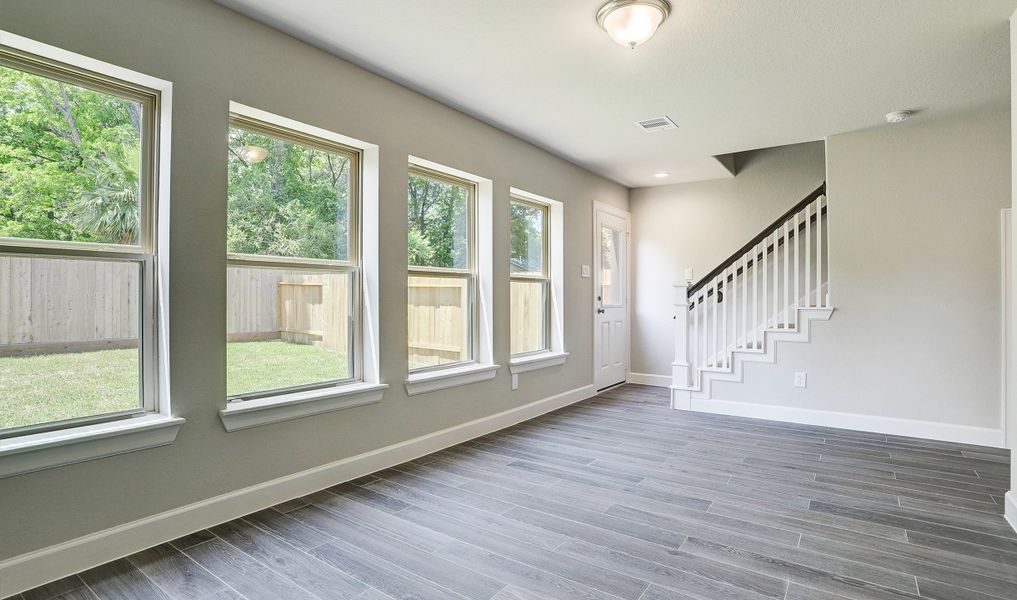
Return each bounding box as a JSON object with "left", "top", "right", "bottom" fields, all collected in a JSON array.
[
  {"left": 1006, "top": 491, "right": 1017, "bottom": 534},
  {"left": 689, "top": 397, "right": 1004, "bottom": 447},
  {"left": 0, "top": 384, "right": 596, "bottom": 597},
  {"left": 627, "top": 372, "right": 671, "bottom": 387}
]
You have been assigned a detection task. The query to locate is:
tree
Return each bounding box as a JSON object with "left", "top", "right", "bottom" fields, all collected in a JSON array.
[
  {"left": 226, "top": 127, "right": 351, "bottom": 260},
  {"left": 406, "top": 174, "right": 468, "bottom": 269},
  {"left": 0, "top": 64, "right": 142, "bottom": 245}
]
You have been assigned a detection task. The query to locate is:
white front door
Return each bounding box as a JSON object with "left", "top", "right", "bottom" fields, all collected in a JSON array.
[{"left": 595, "top": 207, "right": 629, "bottom": 390}]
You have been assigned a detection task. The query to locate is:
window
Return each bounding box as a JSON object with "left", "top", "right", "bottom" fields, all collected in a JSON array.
[
  {"left": 406, "top": 166, "right": 475, "bottom": 371},
  {"left": 510, "top": 198, "right": 549, "bottom": 355},
  {"left": 0, "top": 44, "right": 164, "bottom": 436},
  {"left": 225, "top": 112, "right": 360, "bottom": 400},
  {"left": 507, "top": 188, "right": 567, "bottom": 375}
]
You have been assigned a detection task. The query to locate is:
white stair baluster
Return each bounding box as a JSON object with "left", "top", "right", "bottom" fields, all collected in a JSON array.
[
  {"left": 730, "top": 264, "right": 737, "bottom": 356},
  {"left": 711, "top": 280, "right": 718, "bottom": 367},
  {"left": 751, "top": 244, "right": 758, "bottom": 348},
  {"left": 805, "top": 201, "right": 812, "bottom": 306},
  {"left": 692, "top": 292, "right": 699, "bottom": 381},
  {"left": 793, "top": 210, "right": 800, "bottom": 313},
  {"left": 783, "top": 221, "right": 790, "bottom": 329},
  {"left": 744, "top": 256, "right": 752, "bottom": 349},
  {"left": 764, "top": 233, "right": 770, "bottom": 329},
  {"left": 721, "top": 270, "right": 728, "bottom": 368},
  {"left": 817, "top": 195, "right": 825, "bottom": 307}
]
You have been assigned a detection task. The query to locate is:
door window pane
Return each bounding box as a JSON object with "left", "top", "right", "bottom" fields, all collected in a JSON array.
[
  {"left": 227, "top": 126, "right": 352, "bottom": 262},
  {"left": 601, "top": 225, "right": 623, "bottom": 306},
  {"left": 510, "top": 279, "right": 547, "bottom": 355},
  {"left": 0, "top": 63, "right": 144, "bottom": 246},
  {"left": 510, "top": 202, "right": 544, "bottom": 274},
  {"left": 226, "top": 265, "right": 352, "bottom": 397},
  {"left": 407, "top": 172, "right": 470, "bottom": 269},
  {"left": 407, "top": 274, "right": 472, "bottom": 370},
  {"left": 0, "top": 255, "right": 141, "bottom": 430}
]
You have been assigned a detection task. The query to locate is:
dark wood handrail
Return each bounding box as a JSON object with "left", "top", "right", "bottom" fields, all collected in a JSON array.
[{"left": 687, "top": 182, "right": 826, "bottom": 299}]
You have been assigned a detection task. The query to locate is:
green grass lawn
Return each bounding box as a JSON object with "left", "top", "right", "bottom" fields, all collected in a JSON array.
[{"left": 0, "top": 341, "right": 347, "bottom": 430}]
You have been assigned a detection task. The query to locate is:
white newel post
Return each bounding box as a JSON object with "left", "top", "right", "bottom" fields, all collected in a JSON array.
[{"left": 671, "top": 281, "right": 693, "bottom": 410}]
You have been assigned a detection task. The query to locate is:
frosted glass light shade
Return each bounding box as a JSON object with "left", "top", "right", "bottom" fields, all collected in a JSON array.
[{"left": 597, "top": 0, "right": 670, "bottom": 49}]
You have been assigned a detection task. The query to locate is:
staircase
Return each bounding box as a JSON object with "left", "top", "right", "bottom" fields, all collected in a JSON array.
[{"left": 671, "top": 184, "right": 833, "bottom": 409}]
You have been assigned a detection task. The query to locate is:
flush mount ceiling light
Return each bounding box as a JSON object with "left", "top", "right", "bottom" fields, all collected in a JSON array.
[
  {"left": 237, "top": 145, "right": 269, "bottom": 164},
  {"left": 885, "top": 110, "right": 912, "bottom": 124},
  {"left": 653, "top": 172, "right": 670, "bottom": 178},
  {"left": 597, "top": 0, "right": 672, "bottom": 49}
]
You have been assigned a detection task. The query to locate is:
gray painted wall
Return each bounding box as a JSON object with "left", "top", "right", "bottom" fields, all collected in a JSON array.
[
  {"left": 0, "top": 0, "right": 628, "bottom": 560},
  {"left": 713, "top": 109, "right": 1010, "bottom": 431},
  {"left": 630, "top": 142, "right": 827, "bottom": 377}
]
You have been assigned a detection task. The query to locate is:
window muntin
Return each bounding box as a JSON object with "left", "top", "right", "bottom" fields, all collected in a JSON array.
[
  {"left": 407, "top": 167, "right": 476, "bottom": 372},
  {"left": 226, "top": 115, "right": 360, "bottom": 400},
  {"left": 0, "top": 50, "right": 160, "bottom": 435},
  {"left": 510, "top": 198, "right": 550, "bottom": 355}
]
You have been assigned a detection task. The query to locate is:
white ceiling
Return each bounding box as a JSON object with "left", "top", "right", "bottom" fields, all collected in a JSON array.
[{"left": 215, "top": 0, "right": 1016, "bottom": 187}]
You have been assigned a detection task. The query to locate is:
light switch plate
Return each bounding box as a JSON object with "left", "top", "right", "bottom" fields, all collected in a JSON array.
[
  {"left": 683, "top": 267, "right": 694, "bottom": 282},
  {"left": 794, "top": 372, "right": 807, "bottom": 388},
  {"left": 581, "top": 265, "right": 591, "bottom": 278}
]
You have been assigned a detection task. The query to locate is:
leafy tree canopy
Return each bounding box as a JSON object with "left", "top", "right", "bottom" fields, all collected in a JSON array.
[
  {"left": 227, "top": 127, "right": 350, "bottom": 261},
  {"left": 407, "top": 174, "right": 468, "bottom": 269},
  {"left": 0, "top": 65, "right": 142, "bottom": 245}
]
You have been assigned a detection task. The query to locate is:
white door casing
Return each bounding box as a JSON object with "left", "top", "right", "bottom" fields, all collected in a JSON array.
[{"left": 594, "top": 205, "right": 630, "bottom": 390}]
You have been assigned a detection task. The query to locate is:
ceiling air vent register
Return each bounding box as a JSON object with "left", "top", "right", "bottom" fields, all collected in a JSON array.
[{"left": 635, "top": 116, "right": 678, "bottom": 133}]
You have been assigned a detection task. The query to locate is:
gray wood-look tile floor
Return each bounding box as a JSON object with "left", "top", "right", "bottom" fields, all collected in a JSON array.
[{"left": 7, "top": 384, "right": 1016, "bottom": 600}]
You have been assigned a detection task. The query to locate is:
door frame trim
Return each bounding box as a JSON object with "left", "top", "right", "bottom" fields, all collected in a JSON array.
[{"left": 592, "top": 202, "right": 632, "bottom": 390}]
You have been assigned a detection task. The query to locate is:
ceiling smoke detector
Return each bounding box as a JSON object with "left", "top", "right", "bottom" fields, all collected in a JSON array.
[
  {"left": 885, "top": 110, "right": 912, "bottom": 124},
  {"left": 635, "top": 115, "right": 678, "bottom": 133}
]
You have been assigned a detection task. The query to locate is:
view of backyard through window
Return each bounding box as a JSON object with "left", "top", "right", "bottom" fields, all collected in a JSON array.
[
  {"left": 0, "top": 62, "right": 148, "bottom": 431},
  {"left": 510, "top": 199, "right": 549, "bottom": 354},
  {"left": 407, "top": 170, "right": 473, "bottom": 371},
  {"left": 226, "top": 119, "right": 356, "bottom": 398}
]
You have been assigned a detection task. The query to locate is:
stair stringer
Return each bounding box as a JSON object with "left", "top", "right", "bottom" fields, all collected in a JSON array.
[{"left": 672, "top": 306, "right": 833, "bottom": 404}]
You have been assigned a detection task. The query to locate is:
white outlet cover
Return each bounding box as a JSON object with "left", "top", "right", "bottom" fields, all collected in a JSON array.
[
  {"left": 581, "top": 265, "right": 591, "bottom": 278},
  {"left": 794, "top": 372, "right": 807, "bottom": 388}
]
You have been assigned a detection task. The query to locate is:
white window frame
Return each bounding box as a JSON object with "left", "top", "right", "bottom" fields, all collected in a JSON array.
[
  {"left": 0, "top": 30, "right": 180, "bottom": 478},
  {"left": 509, "top": 188, "right": 568, "bottom": 375},
  {"left": 405, "top": 156, "right": 497, "bottom": 395},
  {"left": 218, "top": 102, "right": 385, "bottom": 432}
]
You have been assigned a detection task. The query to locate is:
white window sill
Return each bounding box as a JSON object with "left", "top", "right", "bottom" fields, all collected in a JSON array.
[
  {"left": 219, "top": 382, "right": 388, "bottom": 432},
  {"left": 0, "top": 414, "right": 184, "bottom": 479},
  {"left": 405, "top": 363, "right": 500, "bottom": 396},
  {"left": 509, "top": 351, "right": 569, "bottom": 374}
]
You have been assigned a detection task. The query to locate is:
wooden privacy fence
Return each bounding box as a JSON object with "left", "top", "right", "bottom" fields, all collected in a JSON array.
[
  {"left": 227, "top": 267, "right": 349, "bottom": 352},
  {"left": 1, "top": 257, "right": 544, "bottom": 360},
  {"left": 0, "top": 259, "right": 352, "bottom": 356},
  {"left": 0, "top": 255, "right": 140, "bottom": 355},
  {"left": 407, "top": 275, "right": 469, "bottom": 368}
]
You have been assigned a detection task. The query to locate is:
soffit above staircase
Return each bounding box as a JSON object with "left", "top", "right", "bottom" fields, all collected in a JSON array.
[{"left": 216, "top": 0, "right": 1016, "bottom": 187}]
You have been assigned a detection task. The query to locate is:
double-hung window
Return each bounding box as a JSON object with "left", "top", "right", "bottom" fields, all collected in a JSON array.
[
  {"left": 0, "top": 32, "right": 178, "bottom": 477},
  {"left": 406, "top": 166, "right": 476, "bottom": 372},
  {"left": 508, "top": 188, "right": 567, "bottom": 375},
  {"left": 0, "top": 45, "right": 163, "bottom": 435},
  {"left": 220, "top": 103, "right": 384, "bottom": 431},
  {"left": 509, "top": 198, "right": 550, "bottom": 355},
  {"left": 225, "top": 111, "right": 360, "bottom": 401}
]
